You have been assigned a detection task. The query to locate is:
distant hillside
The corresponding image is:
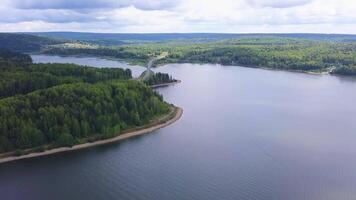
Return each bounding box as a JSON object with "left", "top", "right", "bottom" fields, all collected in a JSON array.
[
  {"left": 1, "top": 32, "right": 355, "bottom": 76},
  {"left": 29, "top": 32, "right": 356, "bottom": 44},
  {"left": 0, "top": 33, "right": 64, "bottom": 52},
  {"left": 0, "top": 49, "right": 32, "bottom": 63},
  {"left": 1, "top": 32, "right": 355, "bottom": 52},
  {"left": 30, "top": 32, "right": 239, "bottom": 43}
]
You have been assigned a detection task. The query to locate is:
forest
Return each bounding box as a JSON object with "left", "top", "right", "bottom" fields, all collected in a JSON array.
[
  {"left": 0, "top": 49, "right": 33, "bottom": 63},
  {"left": 144, "top": 72, "right": 177, "bottom": 86},
  {"left": 0, "top": 62, "right": 131, "bottom": 99},
  {"left": 1, "top": 33, "right": 355, "bottom": 75},
  {"left": 0, "top": 33, "right": 64, "bottom": 52},
  {"left": 0, "top": 51, "right": 171, "bottom": 154},
  {"left": 41, "top": 38, "right": 356, "bottom": 75}
]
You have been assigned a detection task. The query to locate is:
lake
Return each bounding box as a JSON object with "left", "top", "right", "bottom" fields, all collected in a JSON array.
[{"left": 1, "top": 55, "right": 356, "bottom": 200}]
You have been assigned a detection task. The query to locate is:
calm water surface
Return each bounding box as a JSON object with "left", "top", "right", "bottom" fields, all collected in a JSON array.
[
  {"left": 1, "top": 55, "right": 356, "bottom": 200},
  {"left": 30, "top": 54, "right": 145, "bottom": 77}
]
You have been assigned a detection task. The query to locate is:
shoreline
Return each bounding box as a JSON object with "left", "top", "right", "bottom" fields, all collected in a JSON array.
[
  {"left": 31, "top": 53, "right": 147, "bottom": 67},
  {"left": 150, "top": 80, "right": 181, "bottom": 88},
  {"left": 0, "top": 106, "right": 183, "bottom": 165},
  {"left": 32, "top": 54, "right": 335, "bottom": 76},
  {"left": 162, "top": 61, "right": 332, "bottom": 76}
]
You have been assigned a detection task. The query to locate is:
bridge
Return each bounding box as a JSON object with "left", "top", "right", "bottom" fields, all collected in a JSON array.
[{"left": 139, "top": 52, "right": 168, "bottom": 81}]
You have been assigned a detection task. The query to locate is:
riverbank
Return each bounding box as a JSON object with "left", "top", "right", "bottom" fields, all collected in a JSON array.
[{"left": 0, "top": 106, "right": 183, "bottom": 164}]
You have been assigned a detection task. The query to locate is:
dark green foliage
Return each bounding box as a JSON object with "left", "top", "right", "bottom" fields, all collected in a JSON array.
[
  {"left": 0, "top": 62, "right": 131, "bottom": 99},
  {"left": 0, "top": 80, "right": 170, "bottom": 153},
  {"left": 15, "top": 150, "right": 24, "bottom": 156},
  {"left": 33, "top": 146, "right": 45, "bottom": 152},
  {"left": 0, "top": 33, "right": 63, "bottom": 52},
  {"left": 144, "top": 72, "right": 176, "bottom": 86},
  {"left": 175, "top": 43, "right": 356, "bottom": 73},
  {"left": 0, "top": 50, "right": 32, "bottom": 63},
  {"left": 56, "top": 133, "right": 74, "bottom": 147},
  {"left": 0, "top": 51, "right": 169, "bottom": 153},
  {"left": 331, "top": 66, "right": 356, "bottom": 75},
  {"left": 1, "top": 32, "right": 355, "bottom": 75},
  {"left": 41, "top": 37, "right": 356, "bottom": 75}
]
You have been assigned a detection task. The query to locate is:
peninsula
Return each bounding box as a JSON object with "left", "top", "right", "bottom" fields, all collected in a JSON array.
[{"left": 0, "top": 50, "right": 183, "bottom": 163}]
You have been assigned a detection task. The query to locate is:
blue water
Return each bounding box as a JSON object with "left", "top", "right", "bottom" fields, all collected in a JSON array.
[{"left": 1, "top": 55, "right": 356, "bottom": 200}]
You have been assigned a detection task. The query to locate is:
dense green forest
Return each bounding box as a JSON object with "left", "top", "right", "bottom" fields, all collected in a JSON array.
[
  {"left": 0, "top": 49, "right": 33, "bottom": 63},
  {"left": 1, "top": 33, "right": 355, "bottom": 75},
  {"left": 0, "top": 51, "right": 171, "bottom": 154},
  {"left": 331, "top": 66, "right": 356, "bottom": 75},
  {"left": 0, "top": 33, "right": 64, "bottom": 52},
  {"left": 41, "top": 38, "right": 356, "bottom": 75},
  {"left": 0, "top": 62, "right": 131, "bottom": 99},
  {"left": 144, "top": 72, "right": 176, "bottom": 86},
  {"left": 0, "top": 81, "right": 170, "bottom": 153},
  {"left": 168, "top": 42, "right": 356, "bottom": 73}
]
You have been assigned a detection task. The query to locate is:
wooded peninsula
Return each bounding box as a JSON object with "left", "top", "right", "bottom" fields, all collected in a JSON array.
[
  {"left": 0, "top": 32, "right": 356, "bottom": 159},
  {"left": 0, "top": 50, "right": 180, "bottom": 158}
]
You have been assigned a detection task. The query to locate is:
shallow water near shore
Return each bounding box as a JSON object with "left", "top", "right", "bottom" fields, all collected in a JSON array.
[{"left": 1, "top": 55, "right": 356, "bottom": 200}]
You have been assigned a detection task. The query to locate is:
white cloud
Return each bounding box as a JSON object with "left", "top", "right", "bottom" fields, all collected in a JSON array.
[
  {"left": 0, "top": 0, "right": 355, "bottom": 33},
  {"left": 248, "top": 0, "right": 313, "bottom": 8}
]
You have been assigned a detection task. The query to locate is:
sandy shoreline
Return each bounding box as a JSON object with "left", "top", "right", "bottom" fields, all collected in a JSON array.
[{"left": 0, "top": 107, "right": 183, "bottom": 165}]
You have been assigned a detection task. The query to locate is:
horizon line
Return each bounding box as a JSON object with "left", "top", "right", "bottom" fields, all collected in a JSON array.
[{"left": 2, "top": 31, "right": 356, "bottom": 36}]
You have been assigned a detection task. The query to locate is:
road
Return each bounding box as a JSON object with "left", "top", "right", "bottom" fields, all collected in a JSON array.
[{"left": 140, "top": 52, "right": 168, "bottom": 81}]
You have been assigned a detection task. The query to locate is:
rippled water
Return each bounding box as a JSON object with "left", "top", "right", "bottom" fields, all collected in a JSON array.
[{"left": 1, "top": 55, "right": 356, "bottom": 200}]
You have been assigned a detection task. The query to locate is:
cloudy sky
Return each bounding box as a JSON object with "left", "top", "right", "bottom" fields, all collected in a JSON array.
[{"left": 0, "top": 0, "right": 355, "bottom": 33}]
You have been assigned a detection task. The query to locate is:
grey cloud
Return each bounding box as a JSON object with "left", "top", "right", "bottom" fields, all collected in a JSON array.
[
  {"left": 10, "top": 0, "right": 178, "bottom": 10},
  {"left": 0, "top": 0, "right": 180, "bottom": 25},
  {"left": 0, "top": 8, "right": 97, "bottom": 23}
]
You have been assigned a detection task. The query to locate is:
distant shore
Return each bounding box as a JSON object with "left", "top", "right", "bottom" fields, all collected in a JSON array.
[{"left": 0, "top": 106, "right": 183, "bottom": 164}]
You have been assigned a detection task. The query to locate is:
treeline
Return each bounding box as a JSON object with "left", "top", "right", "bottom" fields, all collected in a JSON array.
[
  {"left": 179, "top": 46, "right": 325, "bottom": 71},
  {"left": 331, "top": 66, "right": 356, "bottom": 75},
  {"left": 0, "top": 33, "right": 63, "bottom": 52},
  {"left": 42, "top": 47, "right": 149, "bottom": 62},
  {"left": 0, "top": 81, "right": 170, "bottom": 152},
  {"left": 0, "top": 50, "right": 33, "bottom": 63},
  {"left": 142, "top": 40, "right": 354, "bottom": 74},
  {"left": 1, "top": 33, "right": 355, "bottom": 75},
  {"left": 144, "top": 72, "right": 176, "bottom": 86},
  {"left": 174, "top": 43, "right": 356, "bottom": 73},
  {"left": 0, "top": 63, "right": 132, "bottom": 99}
]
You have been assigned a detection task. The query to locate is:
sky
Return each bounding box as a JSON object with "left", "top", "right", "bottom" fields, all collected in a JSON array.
[{"left": 0, "top": 0, "right": 355, "bottom": 34}]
